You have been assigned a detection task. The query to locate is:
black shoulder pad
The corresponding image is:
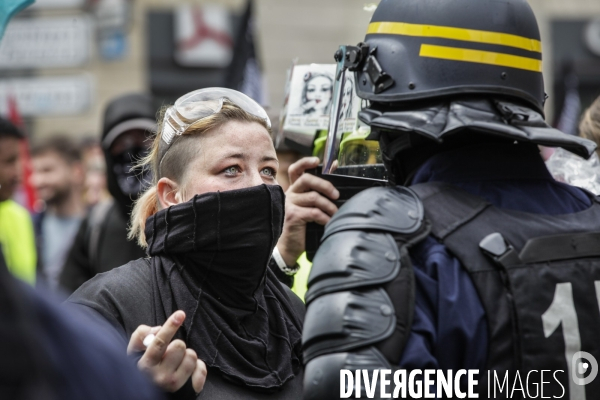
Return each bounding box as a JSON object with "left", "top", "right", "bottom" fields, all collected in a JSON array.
[
  {"left": 305, "top": 231, "right": 399, "bottom": 304},
  {"left": 304, "top": 348, "right": 390, "bottom": 400},
  {"left": 323, "top": 186, "right": 423, "bottom": 240},
  {"left": 302, "top": 288, "right": 395, "bottom": 362}
]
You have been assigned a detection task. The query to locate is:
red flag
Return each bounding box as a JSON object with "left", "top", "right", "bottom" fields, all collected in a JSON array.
[{"left": 7, "top": 95, "right": 37, "bottom": 212}]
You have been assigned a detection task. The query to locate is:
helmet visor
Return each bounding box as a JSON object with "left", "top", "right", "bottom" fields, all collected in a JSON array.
[{"left": 322, "top": 46, "right": 387, "bottom": 181}]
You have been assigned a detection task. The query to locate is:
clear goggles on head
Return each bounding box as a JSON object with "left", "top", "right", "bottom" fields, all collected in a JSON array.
[
  {"left": 158, "top": 87, "right": 271, "bottom": 166},
  {"left": 321, "top": 46, "right": 387, "bottom": 182}
]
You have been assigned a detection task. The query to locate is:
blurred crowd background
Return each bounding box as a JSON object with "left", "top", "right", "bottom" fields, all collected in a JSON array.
[{"left": 1, "top": 0, "right": 599, "bottom": 140}]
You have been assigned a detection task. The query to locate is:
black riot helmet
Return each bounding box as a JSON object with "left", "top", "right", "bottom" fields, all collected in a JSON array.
[
  {"left": 351, "top": 0, "right": 545, "bottom": 113},
  {"left": 322, "top": 0, "right": 595, "bottom": 184}
]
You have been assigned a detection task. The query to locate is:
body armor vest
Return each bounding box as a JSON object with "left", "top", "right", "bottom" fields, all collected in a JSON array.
[{"left": 303, "top": 182, "right": 600, "bottom": 400}]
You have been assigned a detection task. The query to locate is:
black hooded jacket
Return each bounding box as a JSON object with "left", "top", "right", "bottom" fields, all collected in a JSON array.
[{"left": 59, "top": 94, "right": 156, "bottom": 294}]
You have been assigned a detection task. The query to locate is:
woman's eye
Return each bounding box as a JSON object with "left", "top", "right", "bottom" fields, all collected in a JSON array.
[
  {"left": 261, "top": 167, "right": 276, "bottom": 177},
  {"left": 224, "top": 166, "right": 239, "bottom": 175}
]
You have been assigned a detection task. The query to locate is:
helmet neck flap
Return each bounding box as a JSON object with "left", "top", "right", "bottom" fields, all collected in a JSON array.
[{"left": 359, "top": 97, "right": 596, "bottom": 184}]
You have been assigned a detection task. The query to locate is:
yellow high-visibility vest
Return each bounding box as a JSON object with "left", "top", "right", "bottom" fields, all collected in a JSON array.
[
  {"left": 0, "top": 200, "right": 36, "bottom": 284},
  {"left": 291, "top": 252, "right": 311, "bottom": 302}
]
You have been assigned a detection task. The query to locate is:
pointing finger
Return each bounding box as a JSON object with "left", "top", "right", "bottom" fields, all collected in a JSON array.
[{"left": 141, "top": 311, "right": 185, "bottom": 367}]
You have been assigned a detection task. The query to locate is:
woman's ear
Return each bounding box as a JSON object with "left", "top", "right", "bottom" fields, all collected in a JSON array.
[{"left": 157, "top": 177, "right": 181, "bottom": 208}]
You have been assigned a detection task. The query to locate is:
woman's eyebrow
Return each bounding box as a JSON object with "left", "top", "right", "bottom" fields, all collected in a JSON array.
[
  {"left": 219, "top": 154, "right": 279, "bottom": 165},
  {"left": 262, "top": 156, "right": 279, "bottom": 164},
  {"left": 221, "top": 153, "right": 245, "bottom": 160}
]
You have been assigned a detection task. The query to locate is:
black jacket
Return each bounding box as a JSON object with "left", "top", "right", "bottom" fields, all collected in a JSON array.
[
  {"left": 59, "top": 93, "right": 156, "bottom": 294},
  {"left": 59, "top": 202, "right": 146, "bottom": 294},
  {"left": 67, "top": 257, "right": 305, "bottom": 399}
]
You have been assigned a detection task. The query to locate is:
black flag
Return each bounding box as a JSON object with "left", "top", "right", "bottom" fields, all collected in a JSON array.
[
  {"left": 555, "top": 64, "right": 581, "bottom": 136},
  {"left": 225, "top": 0, "right": 266, "bottom": 105}
]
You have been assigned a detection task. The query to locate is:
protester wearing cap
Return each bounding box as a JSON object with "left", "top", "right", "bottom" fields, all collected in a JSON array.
[
  {"left": 68, "top": 88, "right": 304, "bottom": 398},
  {"left": 60, "top": 93, "right": 155, "bottom": 293}
]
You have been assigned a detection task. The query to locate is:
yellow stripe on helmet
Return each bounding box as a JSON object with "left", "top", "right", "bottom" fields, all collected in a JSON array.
[
  {"left": 419, "top": 44, "right": 542, "bottom": 72},
  {"left": 367, "top": 22, "right": 542, "bottom": 53}
]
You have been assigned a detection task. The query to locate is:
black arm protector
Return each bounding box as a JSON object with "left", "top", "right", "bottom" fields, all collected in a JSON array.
[{"left": 302, "top": 186, "right": 430, "bottom": 399}]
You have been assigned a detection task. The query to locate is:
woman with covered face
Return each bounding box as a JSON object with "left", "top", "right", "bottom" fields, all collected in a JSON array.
[{"left": 68, "top": 88, "right": 304, "bottom": 399}]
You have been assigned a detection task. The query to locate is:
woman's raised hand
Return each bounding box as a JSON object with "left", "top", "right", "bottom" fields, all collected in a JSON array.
[{"left": 127, "top": 311, "right": 207, "bottom": 394}]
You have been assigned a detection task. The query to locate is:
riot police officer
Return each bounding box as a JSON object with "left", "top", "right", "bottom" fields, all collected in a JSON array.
[{"left": 302, "top": 0, "right": 600, "bottom": 398}]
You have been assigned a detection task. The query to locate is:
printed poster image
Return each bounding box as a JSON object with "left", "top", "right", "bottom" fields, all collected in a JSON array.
[
  {"left": 336, "top": 73, "right": 361, "bottom": 134},
  {"left": 284, "top": 64, "right": 336, "bottom": 130}
]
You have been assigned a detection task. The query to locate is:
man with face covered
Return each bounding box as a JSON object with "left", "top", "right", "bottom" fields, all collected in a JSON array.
[{"left": 60, "top": 93, "right": 155, "bottom": 293}]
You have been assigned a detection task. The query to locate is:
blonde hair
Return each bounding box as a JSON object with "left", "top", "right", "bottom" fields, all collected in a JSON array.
[
  {"left": 579, "top": 96, "right": 600, "bottom": 157},
  {"left": 128, "top": 102, "right": 272, "bottom": 248}
]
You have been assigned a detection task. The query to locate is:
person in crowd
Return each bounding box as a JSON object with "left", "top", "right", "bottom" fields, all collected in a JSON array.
[
  {"left": 0, "top": 244, "right": 165, "bottom": 400},
  {"left": 579, "top": 95, "right": 600, "bottom": 154},
  {"left": 0, "top": 2, "right": 165, "bottom": 399},
  {"left": 273, "top": 154, "right": 338, "bottom": 272},
  {"left": 60, "top": 93, "right": 155, "bottom": 293},
  {"left": 297, "top": 0, "right": 600, "bottom": 398},
  {"left": 80, "top": 137, "right": 110, "bottom": 207},
  {"left": 31, "top": 136, "right": 85, "bottom": 291},
  {"left": 268, "top": 155, "right": 337, "bottom": 299},
  {"left": 544, "top": 95, "right": 600, "bottom": 194},
  {"left": 67, "top": 88, "right": 304, "bottom": 399},
  {"left": 269, "top": 148, "right": 313, "bottom": 293},
  {"left": 0, "top": 117, "right": 36, "bottom": 284}
]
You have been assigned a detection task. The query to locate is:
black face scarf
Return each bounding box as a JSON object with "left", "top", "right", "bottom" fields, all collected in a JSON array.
[
  {"left": 144, "top": 184, "right": 303, "bottom": 392},
  {"left": 106, "top": 146, "right": 151, "bottom": 217}
]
